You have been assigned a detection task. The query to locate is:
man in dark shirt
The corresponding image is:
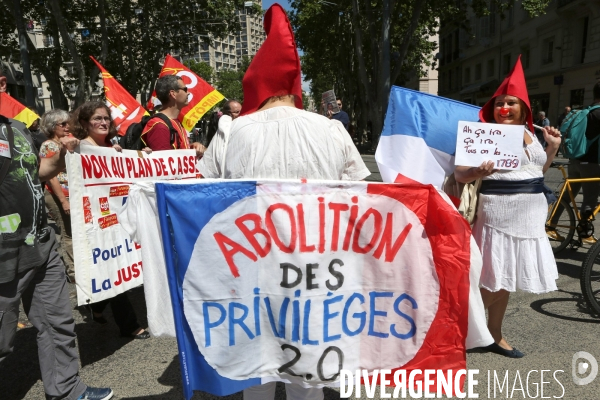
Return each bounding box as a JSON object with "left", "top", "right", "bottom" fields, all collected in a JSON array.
[
  {"left": 329, "top": 99, "right": 350, "bottom": 131},
  {"left": 141, "top": 75, "right": 205, "bottom": 157},
  {"left": 0, "top": 71, "right": 113, "bottom": 400}
]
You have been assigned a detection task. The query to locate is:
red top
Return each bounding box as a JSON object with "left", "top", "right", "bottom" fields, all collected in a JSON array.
[
  {"left": 140, "top": 115, "right": 190, "bottom": 150},
  {"left": 479, "top": 55, "right": 534, "bottom": 132},
  {"left": 240, "top": 4, "right": 303, "bottom": 116}
]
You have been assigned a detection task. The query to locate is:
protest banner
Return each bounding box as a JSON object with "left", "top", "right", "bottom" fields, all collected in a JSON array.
[
  {"left": 66, "top": 146, "right": 196, "bottom": 306},
  {"left": 0, "top": 92, "right": 39, "bottom": 127},
  {"left": 454, "top": 121, "right": 523, "bottom": 170},
  {"left": 153, "top": 179, "right": 471, "bottom": 399},
  {"left": 90, "top": 56, "right": 148, "bottom": 136},
  {"left": 148, "top": 55, "right": 224, "bottom": 131},
  {"left": 321, "top": 89, "right": 340, "bottom": 115}
]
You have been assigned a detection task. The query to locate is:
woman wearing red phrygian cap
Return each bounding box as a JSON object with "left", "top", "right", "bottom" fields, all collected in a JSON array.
[
  {"left": 455, "top": 56, "right": 561, "bottom": 358},
  {"left": 209, "top": 4, "right": 369, "bottom": 400}
]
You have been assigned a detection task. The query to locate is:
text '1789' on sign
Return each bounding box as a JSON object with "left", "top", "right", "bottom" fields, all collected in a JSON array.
[{"left": 454, "top": 121, "right": 525, "bottom": 170}]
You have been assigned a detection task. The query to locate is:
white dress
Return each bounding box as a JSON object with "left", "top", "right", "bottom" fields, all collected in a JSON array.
[{"left": 472, "top": 131, "right": 558, "bottom": 293}]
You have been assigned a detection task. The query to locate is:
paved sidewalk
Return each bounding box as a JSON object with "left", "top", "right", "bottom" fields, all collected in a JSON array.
[{"left": 1, "top": 156, "right": 599, "bottom": 399}]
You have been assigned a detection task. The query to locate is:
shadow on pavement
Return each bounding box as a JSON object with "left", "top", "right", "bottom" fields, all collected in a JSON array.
[
  {"left": 530, "top": 296, "right": 600, "bottom": 323},
  {"left": 0, "top": 327, "right": 41, "bottom": 400},
  {"left": 75, "top": 286, "right": 148, "bottom": 367}
]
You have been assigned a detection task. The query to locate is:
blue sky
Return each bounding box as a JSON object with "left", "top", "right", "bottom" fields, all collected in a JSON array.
[
  {"left": 260, "top": 0, "right": 310, "bottom": 92},
  {"left": 262, "top": 0, "right": 292, "bottom": 10}
]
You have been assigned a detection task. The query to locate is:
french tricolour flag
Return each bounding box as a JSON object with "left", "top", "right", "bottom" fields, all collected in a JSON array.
[{"left": 375, "top": 87, "right": 480, "bottom": 187}]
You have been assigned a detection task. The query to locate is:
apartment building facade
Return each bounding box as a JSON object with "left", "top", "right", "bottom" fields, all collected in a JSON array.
[
  {"left": 189, "top": 1, "right": 265, "bottom": 72},
  {"left": 438, "top": 0, "right": 600, "bottom": 124}
]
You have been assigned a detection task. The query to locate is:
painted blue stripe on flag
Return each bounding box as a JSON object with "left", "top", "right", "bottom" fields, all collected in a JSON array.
[
  {"left": 156, "top": 181, "right": 261, "bottom": 399},
  {"left": 381, "top": 86, "right": 480, "bottom": 156}
]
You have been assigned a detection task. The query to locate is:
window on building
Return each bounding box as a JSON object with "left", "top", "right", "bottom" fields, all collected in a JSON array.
[
  {"left": 521, "top": 46, "right": 530, "bottom": 69},
  {"left": 542, "top": 37, "right": 554, "bottom": 64},
  {"left": 453, "top": 30, "right": 459, "bottom": 60},
  {"left": 475, "top": 63, "right": 482, "bottom": 80},
  {"left": 579, "top": 16, "right": 589, "bottom": 64},
  {"left": 489, "top": 2, "right": 496, "bottom": 36},
  {"left": 487, "top": 59, "right": 495, "bottom": 77},
  {"left": 448, "top": 70, "right": 453, "bottom": 91},
  {"left": 502, "top": 53, "right": 511, "bottom": 74},
  {"left": 455, "top": 67, "right": 461, "bottom": 89},
  {"left": 507, "top": 6, "right": 514, "bottom": 27},
  {"left": 570, "top": 89, "right": 585, "bottom": 109},
  {"left": 479, "top": 16, "right": 489, "bottom": 38},
  {"left": 464, "top": 67, "right": 471, "bottom": 84}
]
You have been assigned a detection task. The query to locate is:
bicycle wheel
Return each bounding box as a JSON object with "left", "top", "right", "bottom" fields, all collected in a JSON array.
[
  {"left": 580, "top": 240, "right": 600, "bottom": 315},
  {"left": 546, "top": 198, "right": 575, "bottom": 254}
]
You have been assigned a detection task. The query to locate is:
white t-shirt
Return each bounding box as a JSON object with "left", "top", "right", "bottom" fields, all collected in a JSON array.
[
  {"left": 220, "top": 106, "right": 370, "bottom": 181},
  {"left": 197, "top": 115, "right": 232, "bottom": 178}
]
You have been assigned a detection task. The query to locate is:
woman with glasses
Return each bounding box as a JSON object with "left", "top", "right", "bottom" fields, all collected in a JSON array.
[
  {"left": 70, "top": 101, "right": 150, "bottom": 340},
  {"left": 38, "top": 110, "right": 75, "bottom": 282}
]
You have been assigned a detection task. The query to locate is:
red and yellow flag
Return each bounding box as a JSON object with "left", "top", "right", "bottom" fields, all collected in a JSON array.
[
  {"left": 90, "top": 56, "right": 148, "bottom": 136},
  {"left": 148, "top": 55, "right": 224, "bottom": 132},
  {"left": 0, "top": 93, "right": 39, "bottom": 127}
]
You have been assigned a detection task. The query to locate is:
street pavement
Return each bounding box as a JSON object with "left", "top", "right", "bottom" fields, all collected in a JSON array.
[{"left": 2, "top": 155, "right": 599, "bottom": 400}]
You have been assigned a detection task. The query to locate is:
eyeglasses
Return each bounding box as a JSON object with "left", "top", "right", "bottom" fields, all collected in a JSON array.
[
  {"left": 57, "top": 121, "right": 68, "bottom": 127},
  {"left": 175, "top": 86, "right": 188, "bottom": 93},
  {"left": 91, "top": 116, "right": 111, "bottom": 123},
  {"left": 337, "top": 103, "right": 342, "bottom": 107}
]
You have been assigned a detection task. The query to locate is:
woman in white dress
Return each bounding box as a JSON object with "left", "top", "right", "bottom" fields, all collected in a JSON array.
[{"left": 455, "top": 57, "right": 561, "bottom": 358}]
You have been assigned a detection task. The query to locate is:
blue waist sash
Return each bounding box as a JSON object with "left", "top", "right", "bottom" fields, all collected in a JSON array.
[{"left": 480, "top": 178, "right": 557, "bottom": 204}]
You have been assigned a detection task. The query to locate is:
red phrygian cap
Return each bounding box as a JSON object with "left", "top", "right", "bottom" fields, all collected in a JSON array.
[
  {"left": 240, "top": 3, "right": 303, "bottom": 116},
  {"left": 479, "top": 55, "right": 534, "bottom": 132}
]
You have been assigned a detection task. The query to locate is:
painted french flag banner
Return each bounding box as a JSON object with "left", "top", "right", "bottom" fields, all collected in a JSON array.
[{"left": 155, "top": 180, "right": 471, "bottom": 399}]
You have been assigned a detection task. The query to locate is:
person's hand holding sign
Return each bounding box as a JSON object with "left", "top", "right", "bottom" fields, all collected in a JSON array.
[
  {"left": 59, "top": 134, "right": 80, "bottom": 154},
  {"left": 455, "top": 161, "right": 497, "bottom": 183}
]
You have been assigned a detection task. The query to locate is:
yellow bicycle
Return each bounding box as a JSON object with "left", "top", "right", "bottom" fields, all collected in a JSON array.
[{"left": 545, "top": 161, "right": 600, "bottom": 254}]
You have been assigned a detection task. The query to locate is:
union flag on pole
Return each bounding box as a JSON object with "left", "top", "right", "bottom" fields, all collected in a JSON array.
[
  {"left": 0, "top": 93, "right": 39, "bottom": 128},
  {"left": 90, "top": 56, "right": 148, "bottom": 136},
  {"left": 148, "top": 55, "right": 224, "bottom": 131}
]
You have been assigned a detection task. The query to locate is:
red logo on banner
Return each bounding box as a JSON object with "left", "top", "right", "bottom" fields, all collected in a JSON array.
[
  {"left": 109, "top": 185, "right": 130, "bottom": 197},
  {"left": 98, "top": 214, "right": 119, "bottom": 229},
  {"left": 82, "top": 196, "right": 93, "bottom": 223},
  {"left": 99, "top": 197, "right": 110, "bottom": 215}
]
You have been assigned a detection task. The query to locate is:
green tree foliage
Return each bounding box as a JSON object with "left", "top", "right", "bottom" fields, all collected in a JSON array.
[
  {"left": 185, "top": 60, "right": 215, "bottom": 84},
  {"left": 0, "top": 0, "right": 251, "bottom": 109},
  {"left": 214, "top": 55, "right": 252, "bottom": 102},
  {"left": 290, "top": 0, "right": 553, "bottom": 146}
]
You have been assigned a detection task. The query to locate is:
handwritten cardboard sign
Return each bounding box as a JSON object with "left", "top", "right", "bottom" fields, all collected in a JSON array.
[{"left": 454, "top": 121, "right": 524, "bottom": 170}]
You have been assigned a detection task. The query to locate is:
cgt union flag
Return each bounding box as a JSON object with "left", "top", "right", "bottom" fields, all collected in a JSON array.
[
  {"left": 154, "top": 180, "right": 470, "bottom": 399},
  {"left": 90, "top": 56, "right": 148, "bottom": 136},
  {"left": 148, "top": 55, "right": 224, "bottom": 131}
]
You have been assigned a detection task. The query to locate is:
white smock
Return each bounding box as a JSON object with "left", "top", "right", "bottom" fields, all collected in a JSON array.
[
  {"left": 472, "top": 131, "right": 558, "bottom": 293},
  {"left": 222, "top": 106, "right": 370, "bottom": 180},
  {"left": 197, "top": 115, "right": 232, "bottom": 178}
]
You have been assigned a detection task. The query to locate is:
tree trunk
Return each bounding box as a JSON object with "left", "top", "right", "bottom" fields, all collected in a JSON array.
[
  {"left": 125, "top": 6, "right": 138, "bottom": 97},
  {"left": 48, "top": 0, "right": 88, "bottom": 108},
  {"left": 11, "top": 0, "right": 36, "bottom": 109},
  {"left": 89, "top": 0, "right": 110, "bottom": 96},
  {"left": 22, "top": 24, "right": 69, "bottom": 110}
]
